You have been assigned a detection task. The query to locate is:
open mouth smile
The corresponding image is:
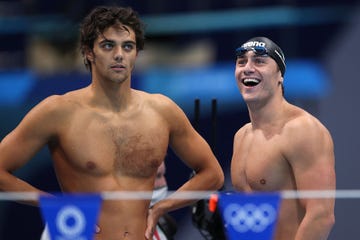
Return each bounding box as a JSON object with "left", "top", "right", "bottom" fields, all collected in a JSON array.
[{"left": 242, "top": 78, "right": 260, "bottom": 87}]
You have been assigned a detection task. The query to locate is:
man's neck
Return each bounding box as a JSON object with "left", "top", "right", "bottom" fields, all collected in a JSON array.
[
  {"left": 248, "top": 97, "right": 286, "bottom": 129},
  {"left": 89, "top": 79, "right": 133, "bottom": 112}
]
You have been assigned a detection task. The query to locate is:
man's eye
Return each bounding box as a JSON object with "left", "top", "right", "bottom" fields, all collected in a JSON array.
[
  {"left": 255, "top": 58, "right": 265, "bottom": 64},
  {"left": 123, "top": 43, "right": 135, "bottom": 51},
  {"left": 101, "top": 42, "right": 114, "bottom": 49},
  {"left": 255, "top": 56, "right": 269, "bottom": 63},
  {"left": 237, "top": 59, "right": 246, "bottom": 65}
]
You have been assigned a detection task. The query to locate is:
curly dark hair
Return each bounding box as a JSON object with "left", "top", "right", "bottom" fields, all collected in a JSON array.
[{"left": 79, "top": 6, "right": 146, "bottom": 71}]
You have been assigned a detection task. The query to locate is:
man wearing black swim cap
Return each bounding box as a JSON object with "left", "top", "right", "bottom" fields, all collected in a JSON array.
[{"left": 230, "top": 36, "right": 336, "bottom": 240}]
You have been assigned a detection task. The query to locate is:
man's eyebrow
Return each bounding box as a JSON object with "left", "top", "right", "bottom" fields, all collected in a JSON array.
[
  {"left": 98, "top": 38, "right": 114, "bottom": 44},
  {"left": 123, "top": 40, "right": 136, "bottom": 45},
  {"left": 254, "top": 55, "right": 269, "bottom": 59}
]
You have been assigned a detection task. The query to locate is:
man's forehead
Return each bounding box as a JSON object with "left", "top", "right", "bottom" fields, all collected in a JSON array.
[{"left": 99, "top": 24, "right": 135, "bottom": 41}]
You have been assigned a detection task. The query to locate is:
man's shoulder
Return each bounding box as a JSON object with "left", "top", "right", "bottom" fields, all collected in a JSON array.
[
  {"left": 283, "top": 106, "right": 331, "bottom": 143},
  {"left": 234, "top": 123, "right": 252, "bottom": 139},
  {"left": 35, "top": 90, "right": 85, "bottom": 116},
  {"left": 282, "top": 105, "right": 334, "bottom": 165},
  {"left": 139, "top": 90, "right": 171, "bottom": 101},
  {"left": 237, "top": 122, "right": 251, "bottom": 132},
  {"left": 286, "top": 106, "right": 326, "bottom": 131},
  {"left": 136, "top": 90, "right": 176, "bottom": 109}
]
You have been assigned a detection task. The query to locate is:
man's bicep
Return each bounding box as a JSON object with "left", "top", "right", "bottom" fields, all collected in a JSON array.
[
  {"left": 0, "top": 124, "right": 47, "bottom": 171},
  {"left": 0, "top": 132, "right": 32, "bottom": 171},
  {"left": 288, "top": 129, "right": 335, "bottom": 191},
  {"left": 288, "top": 136, "right": 336, "bottom": 221},
  {"left": 170, "top": 126, "right": 215, "bottom": 172},
  {"left": 0, "top": 100, "right": 59, "bottom": 171}
]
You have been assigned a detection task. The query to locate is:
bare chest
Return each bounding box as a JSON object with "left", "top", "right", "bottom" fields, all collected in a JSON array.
[
  {"left": 53, "top": 111, "right": 169, "bottom": 178},
  {"left": 231, "top": 132, "right": 293, "bottom": 191}
]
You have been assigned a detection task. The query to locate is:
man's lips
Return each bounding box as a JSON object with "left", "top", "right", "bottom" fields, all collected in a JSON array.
[
  {"left": 242, "top": 78, "right": 260, "bottom": 87},
  {"left": 110, "top": 64, "right": 125, "bottom": 71}
]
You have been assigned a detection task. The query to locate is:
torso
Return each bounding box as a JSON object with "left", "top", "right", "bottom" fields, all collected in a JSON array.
[
  {"left": 231, "top": 126, "right": 294, "bottom": 191},
  {"left": 47, "top": 88, "right": 170, "bottom": 239},
  {"left": 231, "top": 106, "right": 308, "bottom": 239}
]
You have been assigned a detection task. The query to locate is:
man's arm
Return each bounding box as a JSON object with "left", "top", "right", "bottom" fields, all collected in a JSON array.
[
  {"left": 145, "top": 95, "right": 224, "bottom": 239},
  {"left": 286, "top": 116, "right": 336, "bottom": 240},
  {"left": 0, "top": 96, "right": 62, "bottom": 205}
]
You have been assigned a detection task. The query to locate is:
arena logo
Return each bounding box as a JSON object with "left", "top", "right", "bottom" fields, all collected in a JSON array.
[
  {"left": 242, "top": 41, "right": 266, "bottom": 48},
  {"left": 223, "top": 202, "right": 277, "bottom": 233}
]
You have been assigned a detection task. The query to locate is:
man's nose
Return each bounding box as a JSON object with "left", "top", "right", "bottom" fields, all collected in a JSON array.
[
  {"left": 114, "top": 46, "right": 123, "bottom": 61},
  {"left": 243, "top": 60, "right": 255, "bottom": 74}
]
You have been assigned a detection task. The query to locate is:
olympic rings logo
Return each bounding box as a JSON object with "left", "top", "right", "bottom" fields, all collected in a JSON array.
[
  {"left": 223, "top": 203, "right": 277, "bottom": 233},
  {"left": 56, "top": 205, "right": 86, "bottom": 239}
]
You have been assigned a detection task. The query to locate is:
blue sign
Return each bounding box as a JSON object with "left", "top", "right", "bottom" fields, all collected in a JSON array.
[
  {"left": 218, "top": 192, "right": 281, "bottom": 240},
  {"left": 39, "top": 194, "right": 102, "bottom": 240}
]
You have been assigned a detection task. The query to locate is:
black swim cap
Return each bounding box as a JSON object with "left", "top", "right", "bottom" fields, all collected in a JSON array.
[{"left": 236, "top": 36, "right": 286, "bottom": 77}]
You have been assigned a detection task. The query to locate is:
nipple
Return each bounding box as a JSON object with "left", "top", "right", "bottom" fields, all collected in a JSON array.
[
  {"left": 260, "top": 179, "right": 266, "bottom": 185},
  {"left": 86, "top": 161, "right": 96, "bottom": 170}
]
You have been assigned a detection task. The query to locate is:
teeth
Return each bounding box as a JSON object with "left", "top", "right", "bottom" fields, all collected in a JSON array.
[{"left": 243, "top": 78, "right": 260, "bottom": 84}]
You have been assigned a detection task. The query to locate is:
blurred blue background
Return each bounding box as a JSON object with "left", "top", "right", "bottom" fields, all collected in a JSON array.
[{"left": 0, "top": 0, "right": 359, "bottom": 239}]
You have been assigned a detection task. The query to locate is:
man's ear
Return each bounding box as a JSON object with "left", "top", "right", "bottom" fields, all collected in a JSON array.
[
  {"left": 277, "top": 75, "right": 284, "bottom": 87},
  {"left": 279, "top": 77, "right": 284, "bottom": 84},
  {"left": 85, "top": 47, "right": 94, "bottom": 63}
]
